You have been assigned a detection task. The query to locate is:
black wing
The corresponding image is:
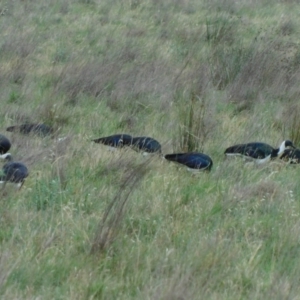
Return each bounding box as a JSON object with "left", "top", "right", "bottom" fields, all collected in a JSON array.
[
  {"left": 225, "top": 142, "right": 273, "bottom": 159},
  {"left": 165, "top": 152, "right": 213, "bottom": 171},
  {"left": 7, "top": 124, "right": 53, "bottom": 137},
  {"left": 131, "top": 137, "right": 161, "bottom": 153},
  {"left": 2, "top": 162, "right": 29, "bottom": 183}
]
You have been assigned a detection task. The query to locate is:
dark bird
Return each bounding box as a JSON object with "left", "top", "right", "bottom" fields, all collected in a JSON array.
[
  {"left": 130, "top": 136, "right": 161, "bottom": 155},
  {"left": 0, "top": 134, "right": 12, "bottom": 160},
  {"left": 6, "top": 123, "right": 53, "bottom": 137},
  {"left": 280, "top": 148, "right": 300, "bottom": 164},
  {"left": 0, "top": 161, "right": 29, "bottom": 189},
  {"left": 224, "top": 140, "right": 295, "bottom": 164},
  {"left": 92, "top": 134, "right": 133, "bottom": 149},
  {"left": 164, "top": 152, "right": 213, "bottom": 171}
]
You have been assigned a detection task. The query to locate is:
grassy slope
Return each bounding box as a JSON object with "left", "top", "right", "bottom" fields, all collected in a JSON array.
[{"left": 1, "top": 0, "right": 300, "bottom": 299}]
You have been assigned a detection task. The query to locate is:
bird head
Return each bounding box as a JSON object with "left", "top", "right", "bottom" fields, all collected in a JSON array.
[{"left": 285, "top": 140, "right": 295, "bottom": 149}]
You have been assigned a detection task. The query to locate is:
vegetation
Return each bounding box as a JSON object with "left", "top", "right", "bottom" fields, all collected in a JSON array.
[{"left": 1, "top": 0, "right": 300, "bottom": 298}]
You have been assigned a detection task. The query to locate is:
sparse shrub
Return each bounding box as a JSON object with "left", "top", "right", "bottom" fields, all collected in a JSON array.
[
  {"left": 174, "top": 92, "right": 214, "bottom": 152},
  {"left": 172, "top": 63, "right": 216, "bottom": 152}
]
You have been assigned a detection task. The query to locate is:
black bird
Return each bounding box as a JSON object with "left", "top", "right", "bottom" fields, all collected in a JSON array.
[
  {"left": 280, "top": 148, "right": 300, "bottom": 164},
  {"left": 7, "top": 123, "right": 53, "bottom": 137},
  {"left": 225, "top": 140, "right": 295, "bottom": 164},
  {"left": 164, "top": 152, "right": 213, "bottom": 171},
  {"left": 0, "top": 134, "right": 11, "bottom": 160},
  {"left": 0, "top": 161, "right": 29, "bottom": 189},
  {"left": 130, "top": 136, "right": 161, "bottom": 155},
  {"left": 92, "top": 134, "right": 133, "bottom": 149}
]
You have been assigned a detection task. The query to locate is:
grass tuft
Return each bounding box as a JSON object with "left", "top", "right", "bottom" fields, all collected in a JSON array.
[
  {"left": 90, "top": 157, "right": 152, "bottom": 254},
  {"left": 174, "top": 89, "right": 215, "bottom": 153}
]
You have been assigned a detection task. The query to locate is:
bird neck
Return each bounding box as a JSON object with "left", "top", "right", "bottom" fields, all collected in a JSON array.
[
  {"left": 0, "top": 153, "right": 12, "bottom": 161},
  {"left": 278, "top": 141, "right": 287, "bottom": 157},
  {"left": 271, "top": 141, "right": 286, "bottom": 158}
]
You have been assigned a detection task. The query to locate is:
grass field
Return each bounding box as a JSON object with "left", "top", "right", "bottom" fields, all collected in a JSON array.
[{"left": 1, "top": 0, "right": 300, "bottom": 299}]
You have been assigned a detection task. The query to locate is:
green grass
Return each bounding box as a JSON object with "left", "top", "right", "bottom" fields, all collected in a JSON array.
[{"left": 1, "top": 0, "right": 300, "bottom": 299}]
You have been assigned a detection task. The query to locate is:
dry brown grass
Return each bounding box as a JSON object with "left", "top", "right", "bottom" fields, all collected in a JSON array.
[
  {"left": 227, "top": 37, "right": 300, "bottom": 114},
  {"left": 227, "top": 46, "right": 275, "bottom": 110},
  {"left": 231, "top": 179, "right": 280, "bottom": 203},
  {"left": 0, "top": 32, "right": 36, "bottom": 59},
  {"left": 54, "top": 60, "right": 122, "bottom": 105},
  {"left": 145, "top": 269, "right": 195, "bottom": 300}
]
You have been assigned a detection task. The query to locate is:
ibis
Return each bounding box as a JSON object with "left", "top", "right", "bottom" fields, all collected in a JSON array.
[
  {"left": 280, "top": 148, "right": 300, "bottom": 164},
  {"left": 0, "top": 134, "right": 12, "bottom": 161},
  {"left": 130, "top": 136, "right": 161, "bottom": 155},
  {"left": 92, "top": 134, "right": 133, "bottom": 149},
  {"left": 0, "top": 161, "right": 29, "bottom": 189},
  {"left": 7, "top": 123, "right": 53, "bottom": 137},
  {"left": 164, "top": 152, "right": 213, "bottom": 171},
  {"left": 225, "top": 140, "right": 295, "bottom": 164}
]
